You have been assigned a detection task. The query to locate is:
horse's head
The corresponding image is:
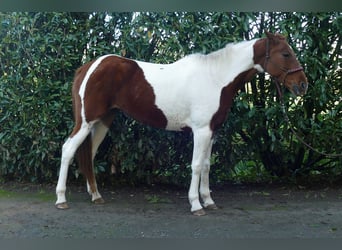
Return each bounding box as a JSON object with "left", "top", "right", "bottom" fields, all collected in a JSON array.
[{"left": 261, "top": 31, "right": 308, "bottom": 96}]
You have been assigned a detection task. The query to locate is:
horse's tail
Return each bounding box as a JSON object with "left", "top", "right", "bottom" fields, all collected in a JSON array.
[{"left": 76, "top": 133, "right": 95, "bottom": 189}]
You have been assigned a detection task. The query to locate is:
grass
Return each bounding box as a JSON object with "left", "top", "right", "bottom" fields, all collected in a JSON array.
[
  {"left": 144, "top": 194, "right": 172, "bottom": 204},
  {"left": 0, "top": 189, "right": 14, "bottom": 198},
  {"left": 0, "top": 188, "right": 55, "bottom": 202}
]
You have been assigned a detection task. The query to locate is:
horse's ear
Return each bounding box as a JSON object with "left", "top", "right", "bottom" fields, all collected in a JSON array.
[
  {"left": 265, "top": 30, "right": 282, "bottom": 44},
  {"left": 265, "top": 30, "right": 274, "bottom": 40}
]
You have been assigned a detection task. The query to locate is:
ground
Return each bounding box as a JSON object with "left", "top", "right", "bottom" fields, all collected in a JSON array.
[{"left": 1, "top": 182, "right": 342, "bottom": 238}]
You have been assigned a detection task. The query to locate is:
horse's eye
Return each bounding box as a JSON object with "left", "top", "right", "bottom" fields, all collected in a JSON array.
[{"left": 282, "top": 52, "right": 290, "bottom": 58}]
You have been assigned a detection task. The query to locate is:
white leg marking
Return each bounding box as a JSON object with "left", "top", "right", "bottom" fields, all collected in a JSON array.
[
  {"left": 200, "top": 139, "right": 216, "bottom": 208},
  {"left": 188, "top": 127, "right": 213, "bottom": 213},
  {"left": 87, "top": 180, "right": 92, "bottom": 196},
  {"left": 55, "top": 125, "right": 92, "bottom": 206},
  {"left": 87, "top": 178, "right": 102, "bottom": 202}
]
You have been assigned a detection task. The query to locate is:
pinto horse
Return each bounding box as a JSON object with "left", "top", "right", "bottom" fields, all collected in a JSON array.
[{"left": 55, "top": 31, "right": 308, "bottom": 215}]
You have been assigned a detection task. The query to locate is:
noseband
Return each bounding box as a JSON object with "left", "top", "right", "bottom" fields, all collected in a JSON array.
[{"left": 263, "top": 38, "right": 303, "bottom": 84}]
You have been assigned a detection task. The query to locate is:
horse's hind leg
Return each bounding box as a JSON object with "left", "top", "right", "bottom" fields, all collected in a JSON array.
[
  {"left": 86, "top": 113, "right": 115, "bottom": 203},
  {"left": 56, "top": 125, "right": 92, "bottom": 209},
  {"left": 86, "top": 122, "right": 109, "bottom": 203}
]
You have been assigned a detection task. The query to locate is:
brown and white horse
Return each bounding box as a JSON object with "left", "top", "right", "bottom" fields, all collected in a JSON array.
[{"left": 56, "top": 31, "right": 308, "bottom": 215}]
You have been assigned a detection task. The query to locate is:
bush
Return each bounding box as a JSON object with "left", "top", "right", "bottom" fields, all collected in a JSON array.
[{"left": 0, "top": 12, "right": 341, "bottom": 186}]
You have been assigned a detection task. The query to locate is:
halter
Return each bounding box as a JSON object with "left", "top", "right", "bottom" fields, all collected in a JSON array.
[{"left": 263, "top": 38, "right": 304, "bottom": 84}]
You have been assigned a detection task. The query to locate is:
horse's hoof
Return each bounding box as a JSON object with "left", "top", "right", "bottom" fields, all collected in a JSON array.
[
  {"left": 93, "top": 197, "right": 105, "bottom": 204},
  {"left": 192, "top": 209, "right": 206, "bottom": 216},
  {"left": 56, "top": 202, "right": 69, "bottom": 210},
  {"left": 205, "top": 204, "right": 219, "bottom": 210}
]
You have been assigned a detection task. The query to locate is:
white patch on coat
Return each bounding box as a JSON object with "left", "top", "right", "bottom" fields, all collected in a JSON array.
[{"left": 135, "top": 39, "right": 260, "bottom": 131}]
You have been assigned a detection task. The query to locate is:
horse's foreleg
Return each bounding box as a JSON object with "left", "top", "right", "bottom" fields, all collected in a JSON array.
[
  {"left": 56, "top": 126, "right": 92, "bottom": 209},
  {"left": 86, "top": 119, "right": 112, "bottom": 203},
  {"left": 199, "top": 139, "right": 217, "bottom": 210},
  {"left": 188, "top": 127, "right": 213, "bottom": 216}
]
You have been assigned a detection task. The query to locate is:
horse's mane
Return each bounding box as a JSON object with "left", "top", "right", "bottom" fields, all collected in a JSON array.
[{"left": 185, "top": 39, "right": 259, "bottom": 66}]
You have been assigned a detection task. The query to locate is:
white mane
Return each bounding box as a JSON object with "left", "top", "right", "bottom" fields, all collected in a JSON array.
[{"left": 189, "top": 39, "right": 259, "bottom": 64}]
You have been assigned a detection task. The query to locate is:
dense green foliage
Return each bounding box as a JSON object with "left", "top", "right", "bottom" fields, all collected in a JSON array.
[{"left": 0, "top": 12, "right": 341, "bottom": 186}]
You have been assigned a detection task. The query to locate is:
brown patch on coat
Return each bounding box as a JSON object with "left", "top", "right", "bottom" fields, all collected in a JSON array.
[
  {"left": 74, "top": 56, "right": 168, "bottom": 132},
  {"left": 252, "top": 38, "right": 267, "bottom": 67},
  {"left": 210, "top": 69, "right": 257, "bottom": 131},
  {"left": 181, "top": 126, "right": 193, "bottom": 133}
]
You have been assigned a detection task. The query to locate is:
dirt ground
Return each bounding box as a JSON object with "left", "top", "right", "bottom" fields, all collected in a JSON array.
[{"left": 1, "top": 182, "right": 342, "bottom": 238}]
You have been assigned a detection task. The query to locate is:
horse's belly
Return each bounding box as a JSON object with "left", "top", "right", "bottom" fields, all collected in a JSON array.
[
  {"left": 155, "top": 93, "right": 220, "bottom": 132},
  {"left": 155, "top": 101, "right": 190, "bottom": 131}
]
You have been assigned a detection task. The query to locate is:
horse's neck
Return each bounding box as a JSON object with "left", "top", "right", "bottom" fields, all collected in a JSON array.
[{"left": 206, "top": 39, "right": 260, "bottom": 87}]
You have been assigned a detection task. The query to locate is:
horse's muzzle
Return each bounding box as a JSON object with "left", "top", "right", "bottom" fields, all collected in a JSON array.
[{"left": 292, "top": 82, "right": 308, "bottom": 96}]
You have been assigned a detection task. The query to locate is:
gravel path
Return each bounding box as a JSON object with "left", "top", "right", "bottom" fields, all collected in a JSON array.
[{"left": 1, "top": 183, "right": 342, "bottom": 238}]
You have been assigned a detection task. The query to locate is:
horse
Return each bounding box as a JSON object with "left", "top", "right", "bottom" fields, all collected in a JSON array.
[{"left": 55, "top": 31, "right": 308, "bottom": 216}]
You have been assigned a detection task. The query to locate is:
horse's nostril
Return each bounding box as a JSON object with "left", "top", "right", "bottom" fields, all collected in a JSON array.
[{"left": 301, "top": 82, "right": 307, "bottom": 90}]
